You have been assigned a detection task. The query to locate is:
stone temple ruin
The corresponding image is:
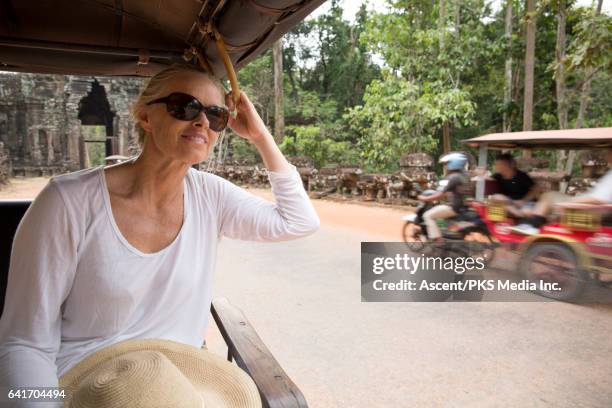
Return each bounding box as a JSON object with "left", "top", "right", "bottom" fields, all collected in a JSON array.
[{"left": 0, "top": 72, "right": 144, "bottom": 183}]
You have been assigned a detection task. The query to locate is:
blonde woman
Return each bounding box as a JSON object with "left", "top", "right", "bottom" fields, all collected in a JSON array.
[{"left": 0, "top": 64, "right": 320, "bottom": 397}]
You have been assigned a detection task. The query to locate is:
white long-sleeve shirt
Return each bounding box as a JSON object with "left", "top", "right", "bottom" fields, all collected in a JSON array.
[
  {"left": 0, "top": 164, "right": 319, "bottom": 405},
  {"left": 582, "top": 169, "right": 612, "bottom": 203}
]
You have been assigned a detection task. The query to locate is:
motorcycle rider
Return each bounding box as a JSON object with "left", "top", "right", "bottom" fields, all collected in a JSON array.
[{"left": 417, "top": 153, "right": 470, "bottom": 241}]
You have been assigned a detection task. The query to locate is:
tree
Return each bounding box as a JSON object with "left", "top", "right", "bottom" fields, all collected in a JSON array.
[
  {"left": 230, "top": 0, "right": 611, "bottom": 173},
  {"left": 279, "top": 0, "right": 381, "bottom": 165},
  {"left": 356, "top": 0, "right": 492, "bottom": 167},
  {"left": 503, "top": 0, "right": 514, "bottom": 132},
  {"left": 560, "top": 0, "right": 610, "bottom": 173},
  {"left": 523, "top": 0, "right": 537, "bottom": 133},
  {"left": 272, "top": 40, "right": 285, "bottom": 143},
  {"left": 439, "top": 0, "right": 450, "bottom": 153},
  {"left": 552, "top": 0, "right": 568, "bottom": 171},
  {"left": 345, "top": 73, "right": 475, "bottom": 171},
  {"left": 231, "top": 51, "right": 274, "bottom": 163},
  {"left": 283, "top": 1, "right": 380, "bottom": 117},
  {"left": 554, "top": 0, "right": 568, "bottom": 130},
  {"left": 565, "top": 0, "right": 609, "bottom": 129}
]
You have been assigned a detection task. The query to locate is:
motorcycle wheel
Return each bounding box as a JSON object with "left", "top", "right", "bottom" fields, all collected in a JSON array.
[
  {"left": 520, "top": 243, "right": 587, "bottom": 302},
  {"left": 462, "top": 228, "right": 496, "bottom": 266},
  {"left": 402, "top": 221, "right": 427, "bottom": 252}
]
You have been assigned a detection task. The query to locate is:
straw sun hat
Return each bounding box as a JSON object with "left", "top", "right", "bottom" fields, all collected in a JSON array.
[{"left": 59, "top": 338, "right": 262, "bottom": 408}]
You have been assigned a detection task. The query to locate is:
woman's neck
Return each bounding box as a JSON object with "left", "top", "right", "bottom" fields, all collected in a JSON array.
[{"left": 109, "top": 146, "right": 190, "bottom": 208}]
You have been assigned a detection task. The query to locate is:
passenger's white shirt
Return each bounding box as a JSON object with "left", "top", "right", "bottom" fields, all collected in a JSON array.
[
  {"left": 583, "top": 169, "right": 612, "bottom": 203},
  {"left": 0, "top": 164, "right": 320, "bottom": 404}
]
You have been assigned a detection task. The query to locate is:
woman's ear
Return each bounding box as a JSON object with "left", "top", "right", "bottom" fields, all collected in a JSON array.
[{"left": 138, "top": 110, "right": 153, "bottom": 133}]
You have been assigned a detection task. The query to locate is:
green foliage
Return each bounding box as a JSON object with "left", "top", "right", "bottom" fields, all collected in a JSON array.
[
  {"left": 345, "top": 72, "right": 475, "bottom": 171},
  {"left": 231, "top": 0, "right": 380, "bottom": 166},
  {"left": 231, "top": 0, "right": 611, "bottom": 172},
  {"left": 346, "top": 0, "right": 484, "bottom": 170},
  {"left": 228, "top": 134, "right": 260, "bottom": 164},
  {"left": 81, "top": 125, "right": 106, "bottom": 166},
  {"left": 361, "top": 0, "right": 496, "bottom": 82},
  {"left": 237, "top": 51, "right": 274, "bottom": 126},
  {"left": 285, "top": 88, "right": 338, "bottom": 124},
  {"left": 564, "top": 8, "right": 612, "bottom": 74},
  {"left": 87, "top": 143, "right": 105, "bottom": 166},
  {"left": 279, "top": 125, "right": 359, "bottom": 168},
  {"left": 585, "top": 71, "right": 612, "bottom": 127},
  {"left": 286, "top": 1, "right": 381, "bottom": 114}
]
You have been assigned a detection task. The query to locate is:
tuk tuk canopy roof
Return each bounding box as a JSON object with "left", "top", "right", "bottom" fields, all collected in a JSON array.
[
  {"left": 462, "top": 128, "right": 612, "bottom": 150},
  {"left": 0, "top": 0, "right": 324, "bottom": 77}
]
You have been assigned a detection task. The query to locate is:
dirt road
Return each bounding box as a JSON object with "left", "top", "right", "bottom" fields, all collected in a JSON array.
[
  {"left": 247, "top": 186, "right": 410, "bottom": 240},
  {"left": 211, "top": 213, "right": 612, "bottom": 408},
  {"left": 0, "top": 177, "right": 50, "bottom": 199}
]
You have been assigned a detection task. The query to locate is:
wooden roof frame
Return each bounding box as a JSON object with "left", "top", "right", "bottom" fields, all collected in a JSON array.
[
  {"left": 462, "top": 128, "right": 612, "bottom": 150},
  {"left": 0, "top": 0, "right": 326, "bottom": 78}
]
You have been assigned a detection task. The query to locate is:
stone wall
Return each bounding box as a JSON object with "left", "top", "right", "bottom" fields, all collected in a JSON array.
[
  {"left": 0, "top": 142, "right": 11, "bottom": 186},
  {"left": 0, "top": 72, "right": 145, "bottom": 177},
  {"left": 207, "top": 153, "right": 440, "bottom": 206}
]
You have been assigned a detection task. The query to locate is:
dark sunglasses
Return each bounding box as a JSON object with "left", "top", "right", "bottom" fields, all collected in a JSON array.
[{"left": 146, "top": 92, "right": 229, "bottom": 132}]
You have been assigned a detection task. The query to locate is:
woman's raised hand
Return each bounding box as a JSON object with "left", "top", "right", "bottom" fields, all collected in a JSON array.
[{"left": 225, "top": 91, "right": 270, "bottom": 146}]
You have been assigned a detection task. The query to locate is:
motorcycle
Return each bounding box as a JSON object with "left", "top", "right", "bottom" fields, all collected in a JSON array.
[{"left": 402, "top": 188, "right": 497, "bottom": 265}]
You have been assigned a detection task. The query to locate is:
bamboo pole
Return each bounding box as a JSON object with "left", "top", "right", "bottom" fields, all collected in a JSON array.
[{"left": 214, "top": 29, "right": 241, "bottom": 106}]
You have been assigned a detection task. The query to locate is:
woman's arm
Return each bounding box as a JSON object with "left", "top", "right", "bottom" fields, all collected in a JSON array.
[
  {"left": 215, "top": 167, "right": 320, "bottom": 242},
  {"left": 215, "top": 91, "right": 319, "bottom": 241},
  {"left": 225, "top": 91, "right": 292, "bottom": 173},
  {"left": 0, "top": 180, "right": 78, "bottom": 405}
]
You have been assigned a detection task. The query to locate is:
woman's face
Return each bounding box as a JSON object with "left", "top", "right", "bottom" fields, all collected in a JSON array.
[{"left": 139, "top": 71, "right": 225, "bottom": 165}]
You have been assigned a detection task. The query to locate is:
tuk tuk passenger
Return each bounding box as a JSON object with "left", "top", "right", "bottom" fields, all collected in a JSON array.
[
  {"left": 490, "top": 153, "right": 540, "bottom": 217},
  {"left": 512, "top": 148, "right": 612, "bottom": 235}
]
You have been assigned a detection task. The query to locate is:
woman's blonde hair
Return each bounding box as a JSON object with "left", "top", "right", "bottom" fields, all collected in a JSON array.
[{"left": 131, "top": 63, "right": 226, "bottom": 146}]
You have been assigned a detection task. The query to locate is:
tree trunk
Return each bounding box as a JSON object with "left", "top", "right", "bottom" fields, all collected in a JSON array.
[
  {"left": 503, "top": 0, "right": 513, "bottom": 133},
  {"left": 522, "top": 0, "right": 536, "bottom": 157},
  {"left": 555, "top": 0, "right": 568, "bottom": 172},
  {"left": 454, "top": 0, "right": 461, "bottom": 84},
  {"left": 523, "top": 0, "right": 536, "bottom": 132},
  {"left": 555, "top": 0, "right": 567, "bottom": 130},
  {"left": 287, "top": 64, "right": 299, "bottom": 101},
  {"left": 439, "top": 0, "right": 450, "bottom": 153},
  {"left": 272, "top": 39, "right": 285, "bottom": 143},
  {"left": 442, "top": 123, "right": 450, "bottom": 154}
]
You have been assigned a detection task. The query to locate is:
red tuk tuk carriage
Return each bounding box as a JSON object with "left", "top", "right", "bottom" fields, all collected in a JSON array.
[{"left": 463, "top": 128, "right": 612, "bottom": 301}]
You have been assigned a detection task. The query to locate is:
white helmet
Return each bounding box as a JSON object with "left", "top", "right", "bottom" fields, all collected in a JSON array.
[{"left": 439, "top": 152, "right": 468, "bottom": 171}]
